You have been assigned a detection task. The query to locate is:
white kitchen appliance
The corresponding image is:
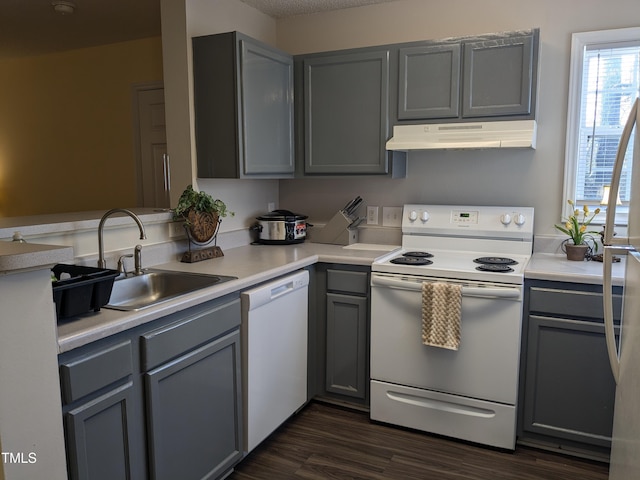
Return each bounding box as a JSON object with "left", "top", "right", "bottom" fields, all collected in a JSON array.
[
  {"left": 240, "top": 270, "right": 309, "bottom": 453},
  {"left": 370, "top": 204, "right": 534, "bottom": 450},
  {"left": 385, "top": 120, "right": 537, "bottom": 150},
  {"left": 602, "top": 97, "right": 640, "bottom": 479}
]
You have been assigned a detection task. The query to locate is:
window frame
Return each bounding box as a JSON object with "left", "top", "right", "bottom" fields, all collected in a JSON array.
[{"left": 563, "top": 27, "right": 640, "bottom": 227}]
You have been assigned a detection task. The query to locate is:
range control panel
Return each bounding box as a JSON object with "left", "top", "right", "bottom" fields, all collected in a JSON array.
[
  {"left": 451, "top": 210, "right": 479, "bottom": 225},
  {"left": 402, "top": 204, "right": 534, "bottom": 240}
]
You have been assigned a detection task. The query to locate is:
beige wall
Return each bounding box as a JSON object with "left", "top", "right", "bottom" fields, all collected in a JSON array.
[
  {"left": 274, "top": 0, "right": 640, "bottom": 235},
  {"left": 0, "top": 37, "right": 163, "bottom": 217}
]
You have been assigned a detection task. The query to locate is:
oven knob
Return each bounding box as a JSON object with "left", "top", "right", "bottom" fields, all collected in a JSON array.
[
  {"left": 514, "top": 213, "right": 526, "bottom": 226},
  {"left": 408, "top": 210, "right": 418, "bottom": 222},
  {"left": 420, "top": 211, "right": 430, "bottom": 223},
  {"left": 500, "top": 213, "right": 512, "bottom": 225}
]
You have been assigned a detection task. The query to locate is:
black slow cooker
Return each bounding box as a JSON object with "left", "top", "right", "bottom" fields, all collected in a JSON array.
[{"left": 252, "top": 210, "right": 309, "bottom": 245}]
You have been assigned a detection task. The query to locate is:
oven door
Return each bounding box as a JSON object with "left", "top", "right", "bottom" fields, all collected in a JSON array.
[{"left": 370, "top": 272, "right": 523, "bottom": 405}]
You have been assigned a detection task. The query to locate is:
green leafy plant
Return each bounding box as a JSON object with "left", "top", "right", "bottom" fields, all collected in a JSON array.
[
  {"left": 173, "top": 185, "right": 233, "bottom": 221},
  {"left": 554, "top": 199, "right": 601, "bottom": 251}
]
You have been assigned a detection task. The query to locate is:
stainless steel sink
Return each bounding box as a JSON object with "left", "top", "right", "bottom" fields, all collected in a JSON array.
[{"left": 105, "top": 269, "right": 237, "bottom": 311}]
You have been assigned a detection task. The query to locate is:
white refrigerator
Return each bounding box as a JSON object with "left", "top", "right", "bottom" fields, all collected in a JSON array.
[{"left": 603, "top": 96, "right": 640, "bottom": 479}]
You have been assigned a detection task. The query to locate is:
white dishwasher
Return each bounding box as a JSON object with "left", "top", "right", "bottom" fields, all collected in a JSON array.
[{"left": 240, "top": 269, "right": 309, "bottom": 453}]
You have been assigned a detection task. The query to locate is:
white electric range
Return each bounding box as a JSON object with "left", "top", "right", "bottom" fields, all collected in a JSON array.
[{"left": 370, "top": 204, "right": 534, "bottom": 450}]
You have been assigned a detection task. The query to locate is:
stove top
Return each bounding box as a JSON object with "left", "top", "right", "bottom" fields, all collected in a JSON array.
[
  {"left": 373, "top": 248, "right": 529, "bottom": 283},
  {"left": 372, "top": 204, "right": 534, "bottom": 284}
]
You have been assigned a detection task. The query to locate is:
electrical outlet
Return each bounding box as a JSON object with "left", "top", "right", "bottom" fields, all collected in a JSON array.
[
  {"left": 382, "top": 206, "right": 402, "bottom": 227},
  {"left": 267, "top": 202, "right": 276, "bottom": 212},
  {"left": 169, "top": 222, "right": 185, "bottom": 238},
  {"left": 367, "top": 206, "right": 379, "bottom": 225}
]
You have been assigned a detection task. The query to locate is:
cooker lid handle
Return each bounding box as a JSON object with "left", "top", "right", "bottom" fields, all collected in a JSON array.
[
  {"left": 272, "top": 209, "right": 296, "bottom": 216},
  {"left": 272, "top": 209, "right": 308, "bottom": 220}
]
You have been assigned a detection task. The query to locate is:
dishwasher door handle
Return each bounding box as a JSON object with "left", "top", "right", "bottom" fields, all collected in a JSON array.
[
  {"left": 242, "top": 270, "right": 310, "bottom": 311},
  {"left": 270, "top": 282, "right": 294, "bottom": 300}
]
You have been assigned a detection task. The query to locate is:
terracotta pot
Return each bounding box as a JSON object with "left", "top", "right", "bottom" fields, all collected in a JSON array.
[{"left": 565, "top": 244, "right": 589, "bottom": 261}]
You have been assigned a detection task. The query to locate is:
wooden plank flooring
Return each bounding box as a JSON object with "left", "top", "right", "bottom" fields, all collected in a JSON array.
[{"left": 229, "top": 402, "right": 609, "bottom": 480}]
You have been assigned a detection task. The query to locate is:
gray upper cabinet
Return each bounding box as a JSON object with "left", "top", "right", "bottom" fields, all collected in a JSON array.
[
  {"left": 300, "top": 49, "right": 390, "bottom": 175},
  {"left": 193, "top": 32, "right": 294, "bottom": 178},
  {"left": 397, "top": 29, "right": 539, "bottom": 122},
  {"left": 398, "top": 43, "right": 461, "bottom": 120},
  {"left": 462, "top": 34, "right": 535, "bottom": 118}
]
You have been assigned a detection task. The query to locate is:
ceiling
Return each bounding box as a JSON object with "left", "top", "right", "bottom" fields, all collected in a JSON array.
[
  {"left": 0, "top": 0, "right": 161, "bottom": 58},
  {"left": 238, "top": 0, "right": 398, "bottom": 18},
  {"left": 0, "top": 0, "right": 398, "bottom": 59}
]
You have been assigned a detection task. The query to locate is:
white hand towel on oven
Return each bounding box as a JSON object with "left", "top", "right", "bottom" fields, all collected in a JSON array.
[{"left": 421, "top": 282, "right": 462, "bottom": 350}]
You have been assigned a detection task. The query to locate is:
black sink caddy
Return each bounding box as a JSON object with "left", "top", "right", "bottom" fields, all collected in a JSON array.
[{"left": 51, "top": 264, "right": 119, "bottom": 319}]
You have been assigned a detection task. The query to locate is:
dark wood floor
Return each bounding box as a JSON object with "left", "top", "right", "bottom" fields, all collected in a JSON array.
[{"left": 229, "top": 401, "right": 609, "bottom": 480}]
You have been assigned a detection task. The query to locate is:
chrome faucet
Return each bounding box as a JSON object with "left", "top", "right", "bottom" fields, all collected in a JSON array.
[
  {"left": 98, "top": 209, "right": 147, "bottom": 269},
  {"left": 116, "top": 244, "right": 144, "bottom": 276}
]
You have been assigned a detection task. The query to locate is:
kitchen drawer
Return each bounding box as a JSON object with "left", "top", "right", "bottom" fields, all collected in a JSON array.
[
  {"left": 327, "top": 269, "right": 369, "bottom": 295},
  {"left": 141, "top": 297, "right": 240, "bottom": 371},
  {"left": 529, "top": 287, "right": 622, "bottom": 322},
  {"left": 60, "top": 340, "right": 133, "bottom": 404}
]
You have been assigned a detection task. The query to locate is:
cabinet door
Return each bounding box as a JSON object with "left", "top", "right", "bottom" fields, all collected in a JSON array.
[
  {"left": 239, "top": 38, "right": 294, "bottom": 176},
  {"left": 303, "top": 50, "right": 390, "bottom": 174},
  {"left": 522, "top": 315, "right": 617, "bottom": 447},
  {"left": 325, "top": 292, "right": 368, "bottom": 399},
  {"left": 65, "top": 382, "right": 141, "bottom": 480},
  {"left": 193, "top": 32, "right": 294, "bottom": 178},
  {"left": 462, "top": 35, "right": 534, "bottom": 118},
  {"left": 398, "top": 43, "right": 461, "bottom": 119},
  {"left": 145, "top": 330, "right": 242, "bottom": 480}
]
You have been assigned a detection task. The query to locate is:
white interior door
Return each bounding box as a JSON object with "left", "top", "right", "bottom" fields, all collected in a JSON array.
[{"left": 134, "top": 85, "right": 168, "bottom": 208}]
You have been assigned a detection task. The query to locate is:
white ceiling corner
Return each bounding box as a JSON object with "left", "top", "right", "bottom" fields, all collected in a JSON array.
[{"left": 238, "top": 0, "right": 399, "bottom": 18}]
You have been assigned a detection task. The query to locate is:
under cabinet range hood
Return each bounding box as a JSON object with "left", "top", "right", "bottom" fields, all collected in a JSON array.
[{"left": 385, "top": 120, "right": 537, "bottom": 151}]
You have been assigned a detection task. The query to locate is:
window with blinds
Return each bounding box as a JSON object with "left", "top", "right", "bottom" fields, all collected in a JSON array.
[
  {"left": 564, "top": 28, "right": 640, "bottom": 226},
  {"left": 576, "top": 43, "right": 639, "bottom": 205}
]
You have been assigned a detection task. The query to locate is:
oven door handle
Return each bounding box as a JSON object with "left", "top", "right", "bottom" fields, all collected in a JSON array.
[{"left": 371, "top": 275, "right": 521, "bottom": 299}]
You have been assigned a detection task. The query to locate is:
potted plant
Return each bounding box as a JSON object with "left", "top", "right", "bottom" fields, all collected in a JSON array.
[
  {"left": 554, "top": 199, "right": 601, "bottom": 261},
  {"left": 173, "top": 185, "right": 233, "bottom": 243}
]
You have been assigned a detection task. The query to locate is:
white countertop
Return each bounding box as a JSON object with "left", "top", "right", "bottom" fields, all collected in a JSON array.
[
  {"left": 0, "top": 241, "right": 73, "bottom": 273},
  {"left": 56, "top": 242, "right": 397, "bottom": 353},
  {"left": 525, "top": 252, "right": 626, "bottom": 286},
  {"left": 55, "top": 241, "right": 628, "bottom": 353}
]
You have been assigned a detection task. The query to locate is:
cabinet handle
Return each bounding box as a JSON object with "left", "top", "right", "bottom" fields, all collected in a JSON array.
[{"left": 162, "top": 154, "right": 171, "bottom": 204}]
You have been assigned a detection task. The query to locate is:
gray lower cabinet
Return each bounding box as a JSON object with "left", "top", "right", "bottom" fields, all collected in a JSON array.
[
  {"left": 326, "top": 292, "right": 368, "bottom": 398},
  {"left": 65, "top": 383, "right": 138, "bottom": 480},
  {"left": 299, "top": 49, "right": 390, "bottom": 175},
  {"left": 518, "top": 280, "right": 622, "bottom": 459},
  {"left": 193, "top": 31, "right": 294, "bottom": 178},
  {"left": 311, "top": 264, "right": 370, "bottom": 407},
  {"left": 145, "top": 330, "right": 242, "bottom": 480},
  {"left": 397, "top": 29, "right": 538, "bottom": 121},
  {"left": 60, "top": 340, "right": 144, "bottom": 480},
  {"left": 59, "top": 294, "right": 242, "bottom": 480}
]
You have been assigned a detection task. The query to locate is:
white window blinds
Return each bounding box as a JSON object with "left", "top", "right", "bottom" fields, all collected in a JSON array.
[{"left": 576, "top": 43, "right": 639, "bottom": 205}]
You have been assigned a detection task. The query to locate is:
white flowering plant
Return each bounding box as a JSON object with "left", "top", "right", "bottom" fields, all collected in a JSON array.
[{"left": 554, "top": 199, "right": 601, "bottom": 252}]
